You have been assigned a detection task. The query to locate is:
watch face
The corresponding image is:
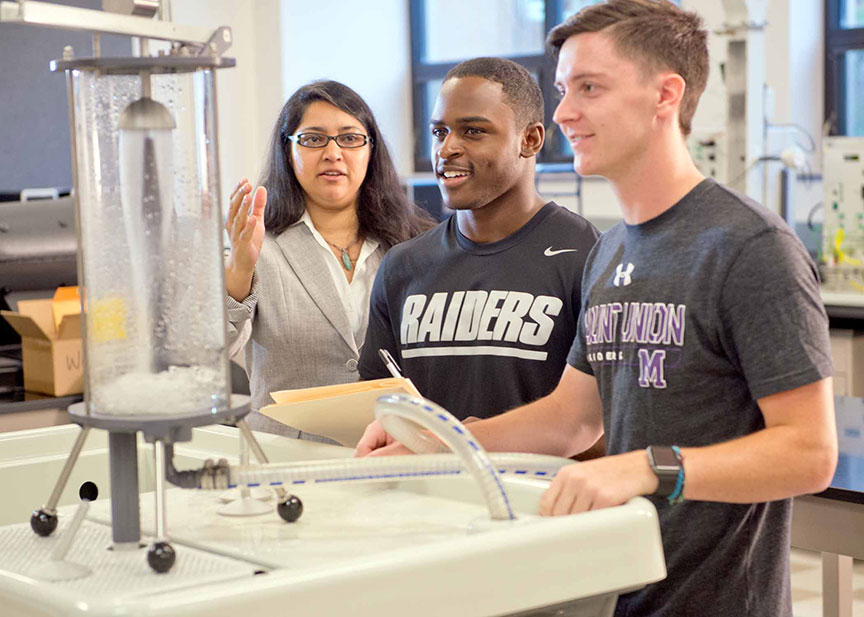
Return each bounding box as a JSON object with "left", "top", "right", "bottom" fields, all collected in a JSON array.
[{"left": 651, "top": 447, "right": 680, "bottom": 470}]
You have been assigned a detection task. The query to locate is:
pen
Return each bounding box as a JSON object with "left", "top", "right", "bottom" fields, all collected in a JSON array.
[{"left": 378, "top": 348, "right": 403, "bottom": 379}]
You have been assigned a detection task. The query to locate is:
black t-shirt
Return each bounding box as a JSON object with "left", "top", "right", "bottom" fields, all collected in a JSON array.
[
  {"left": 360, "top": 201, "right": 600, "bottom": 420},
  {"left": 568, "top": 180, "right": 832, "bottom": 617}
]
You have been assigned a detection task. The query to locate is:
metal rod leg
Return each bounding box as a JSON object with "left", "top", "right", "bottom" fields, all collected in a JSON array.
[
  {"left": 153, "top": 440, "right": 168, "bottom": 541},
  {"left": 238, "top": 434, "right": 251, "bottom": 499},
  {"left": 146, "top": 439, "right": 175, "bottom": 573},
  {"left": 236, "top": 420, "right": 286, "bottom": 500},
  {"left": 822, "top": 551, "right": 853, "bottom": 617},
  {"left": 44, "top": 427, "right": 91, "bottom": 512}
]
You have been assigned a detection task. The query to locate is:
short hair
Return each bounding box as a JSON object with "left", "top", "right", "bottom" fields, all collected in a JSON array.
[
  {"left": 547, "top": 0, "right": 708, "bottom": 137},
  {"left": 443, "top": 57, "right": 544, "bottom": 127}
]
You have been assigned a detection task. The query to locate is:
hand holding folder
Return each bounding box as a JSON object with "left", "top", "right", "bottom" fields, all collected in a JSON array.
[{"left": 259, "top": 377, "right": 421, "bottom": 447}]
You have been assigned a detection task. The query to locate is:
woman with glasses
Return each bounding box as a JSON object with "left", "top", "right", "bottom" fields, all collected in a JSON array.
[{"left": 224, "top": 80, "right": 433, "bottom": 440}]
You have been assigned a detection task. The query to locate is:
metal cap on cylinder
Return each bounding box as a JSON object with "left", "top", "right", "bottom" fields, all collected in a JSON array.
[{"left": 118, "top": 97, "right": 176, "bottom": 131}]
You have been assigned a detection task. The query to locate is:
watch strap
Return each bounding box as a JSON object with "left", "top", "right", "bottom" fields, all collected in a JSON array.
[{"left": 647, "top": 445, "right": 683, "bottom": 498}]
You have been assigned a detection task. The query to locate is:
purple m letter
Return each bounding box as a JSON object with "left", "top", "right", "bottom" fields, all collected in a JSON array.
[{"left": 638, "top": 349, "right": 667, "bottom": 389}]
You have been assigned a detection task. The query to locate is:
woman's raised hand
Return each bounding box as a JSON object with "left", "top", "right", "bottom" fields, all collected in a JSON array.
[
  {"left": 225, "top": 178, "right": 267, "bottom": 301},
  {"left": 226, "top": 178, "right": 267, "bottom": 272}
]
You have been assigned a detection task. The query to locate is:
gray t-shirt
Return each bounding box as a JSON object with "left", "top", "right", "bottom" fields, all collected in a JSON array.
[{"left": 567, "top": 179, "right": 831, "bottom": 616}]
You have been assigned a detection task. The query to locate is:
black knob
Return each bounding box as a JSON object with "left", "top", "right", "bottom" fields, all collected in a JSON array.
[
  {"left": 277, "top": 494, "right": 303, "bottom": 523},
  {"left": 30, "top": 509, "right": 58, "bottom": 537},
  {"left": 79, "top": 481, "right": 98, "bottom": 502},
  {"left": 147, "top": 541, "right": 176, "bottom": 573}
]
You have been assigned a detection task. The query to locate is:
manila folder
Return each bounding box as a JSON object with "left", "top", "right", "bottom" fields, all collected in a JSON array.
[{"left": 259, "top": 378, "right": 420, "bottom": 447}]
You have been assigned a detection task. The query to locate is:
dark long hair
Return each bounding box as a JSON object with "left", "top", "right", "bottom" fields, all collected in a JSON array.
[{"left": 260, "top": 80, "right": 434, "bottom": 248}]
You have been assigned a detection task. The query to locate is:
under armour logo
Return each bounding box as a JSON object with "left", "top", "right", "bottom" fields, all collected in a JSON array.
[{"left": 613, "top": 262, "right": 635, "bottom": 287}]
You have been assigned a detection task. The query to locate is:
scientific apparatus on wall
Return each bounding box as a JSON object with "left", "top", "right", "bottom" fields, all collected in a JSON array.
[
  {"left": 822, "top": 137, "right": 864, "bottom": 293},
  {"left": 688, "top": 131, "right": 726, "bottom": 183},
  {"left": 718, "top": 0, "right": 768, "bottom": 201}
]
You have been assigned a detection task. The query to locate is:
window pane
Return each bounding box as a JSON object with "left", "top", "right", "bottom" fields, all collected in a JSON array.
[
  {"left": 562, "top": 0, "right": 603, "bottom": 16},
  {"left": 420, "top": 79, "right": 445, "bottom": 162},
  {"left": 841, "top": 0, "right": 864, "bottom": 28},
  {"left": 845, "top": 50, "right": 864, "bottom": 135},
  {"left": 423, "top": 0, "right": 545, "bottom": 63}
]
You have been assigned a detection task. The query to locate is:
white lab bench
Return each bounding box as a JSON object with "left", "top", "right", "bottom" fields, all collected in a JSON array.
[{"left": 0, "top": 422, "right": 666, "bottom": 617}]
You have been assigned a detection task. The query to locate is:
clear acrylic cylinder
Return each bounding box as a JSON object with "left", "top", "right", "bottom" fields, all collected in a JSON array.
[{"left": 57, "top": 57, "right": 233, "bottom": 417}]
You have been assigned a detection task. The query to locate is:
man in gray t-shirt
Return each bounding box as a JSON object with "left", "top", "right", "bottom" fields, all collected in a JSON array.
[
  {"left": 361, "top": 2, "right": 838, "bottom": 615},
  {"left": 565, "top": 178, "right": 831, "bottom": 614}
]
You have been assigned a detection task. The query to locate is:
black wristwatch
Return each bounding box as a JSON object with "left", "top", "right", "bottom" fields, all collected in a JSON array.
[{"left": 646, "top": 445, "right": 683, "bottom": 497}]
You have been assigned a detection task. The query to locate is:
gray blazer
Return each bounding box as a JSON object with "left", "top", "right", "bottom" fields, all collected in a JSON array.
[{"left": 226, "top": 221, "right": 385, "bottom": 439}]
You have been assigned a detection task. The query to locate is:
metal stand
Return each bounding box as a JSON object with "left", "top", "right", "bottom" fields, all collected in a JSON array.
[
  {"left": 823, "top": 552, "right": 853, "bottom": 617},
  {"left": 218, "top": 428, "right": 271, "bottom": 516},
  {"left": 109, "top": 432, "right": 140, "bottom": 546},
  {"left": 237, "top": 419, "right": 287, "bottom": 501},
  {"left": 30, "top": 426, "right": 91, "bottom": 537},
  {"left": 30, "top": 395, "right": 253, "bottom": 573}
]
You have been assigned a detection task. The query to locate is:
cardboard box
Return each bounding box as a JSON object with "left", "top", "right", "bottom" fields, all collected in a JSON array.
[{"left": 1, "top": 287, "right": 83, "bottom": 396}]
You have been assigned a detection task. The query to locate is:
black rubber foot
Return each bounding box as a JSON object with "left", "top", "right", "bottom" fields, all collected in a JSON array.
[
  {"left": 147, "top": 541, "right": 176, "bottom": 573},
  {"left": 79, "top": 481, "right": 99, "bottom": 502},
  {"left": 30, "top": 509, "right": 58, "bottom": 537},
  {"left": 277, "top": 494, "right": 303, "bottom": 523}
]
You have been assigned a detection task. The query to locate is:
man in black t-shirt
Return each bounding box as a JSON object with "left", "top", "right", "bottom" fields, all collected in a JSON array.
[
  {"left": 360, "top": 3, "right": 837, "bottom": 616},
  {"left": 357, "top": 57, "right": 599, "bottom": 426}
]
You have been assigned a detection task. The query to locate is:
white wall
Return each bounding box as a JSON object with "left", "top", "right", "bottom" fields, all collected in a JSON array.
[
  {"left": 278, "top": 0, "right": 414, "bottom": 176},
  {"left": 167, "top": 0, "right": 262, "bottom": 209}
]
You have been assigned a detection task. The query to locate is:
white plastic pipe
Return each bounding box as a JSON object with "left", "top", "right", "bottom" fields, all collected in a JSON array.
[
  {"left": 232, "top": 453, "right": 570, "bottom": 488},
  {"left": 376, "top": 394, "right": 514, "bottom": 519},
  {"left": 230, "top": 395, "right": 573, "bottom": 520}
]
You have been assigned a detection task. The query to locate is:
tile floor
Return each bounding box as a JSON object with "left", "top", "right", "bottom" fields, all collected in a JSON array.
[{"left": 791, "top": 548, "right": 864, "bottom": 616}]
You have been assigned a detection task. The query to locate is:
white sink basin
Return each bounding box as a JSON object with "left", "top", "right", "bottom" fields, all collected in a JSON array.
[{"left": 0, "top": 424, "right": 665, "bottom": 617}]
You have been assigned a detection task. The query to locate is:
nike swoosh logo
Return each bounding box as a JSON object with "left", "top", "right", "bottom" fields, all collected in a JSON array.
[{"left": 544, "top": 247, "right": 578, "bottom": 256}]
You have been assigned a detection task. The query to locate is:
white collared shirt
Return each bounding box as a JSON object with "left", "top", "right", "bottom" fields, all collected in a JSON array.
[{"left": 300, "top": 211, "right": 379, "bottom": 343}]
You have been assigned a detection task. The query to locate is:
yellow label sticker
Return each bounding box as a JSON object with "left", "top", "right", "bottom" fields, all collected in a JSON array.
[{"left": 91, "top": 297, "right": 127, "bottom": 342}]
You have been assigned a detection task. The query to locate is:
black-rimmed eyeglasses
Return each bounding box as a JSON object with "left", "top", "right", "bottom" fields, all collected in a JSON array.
[{"left": 286, "top": 132, "right": 372, "bottom": 149}]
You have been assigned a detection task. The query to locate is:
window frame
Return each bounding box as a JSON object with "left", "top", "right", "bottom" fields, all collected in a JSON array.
[{"left": 825, "top": 0, "right": 864, "bottom": 134}]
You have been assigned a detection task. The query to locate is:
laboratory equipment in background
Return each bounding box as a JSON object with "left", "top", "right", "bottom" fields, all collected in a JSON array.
[
  {"left": 822, "top": 137, "right": 864, "bottom": 293},
  {"left": 719, "top": 0, "right": 768, "bottom": 202},
  {"left": 0, "top": 197, "right": 78, "bottom": 304},
  {"left": 0, "top": 196, "right": 78, "bottom": 399},
  {"left": 688, "top": 131, "right": 727, "bottom": 183}
]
